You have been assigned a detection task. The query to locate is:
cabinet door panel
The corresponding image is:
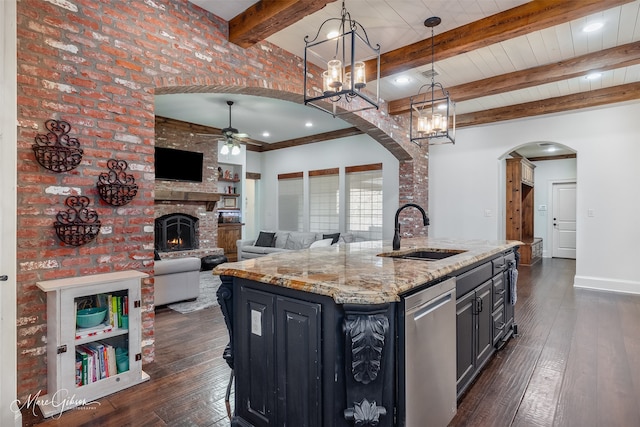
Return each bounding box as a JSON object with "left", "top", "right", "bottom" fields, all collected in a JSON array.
[
  {"left": 276, "top": 297, "right": 322, "bottom": 427},
  {"left": 475, "top": 280, "right": 494, "bottom": 370},
  {"left": 456, "top": 291, "right": 475, "bottom": 393},
  {"left": 492, "top": 275, "right": 505, "bottom": 311},
  {"left": 237, "top": 287, "right": 275, "bottom": 426}
]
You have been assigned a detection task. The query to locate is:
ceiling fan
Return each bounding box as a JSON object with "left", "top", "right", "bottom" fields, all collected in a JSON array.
[{"left": 198, "top": 100, "right": 250, "bottom": 155}]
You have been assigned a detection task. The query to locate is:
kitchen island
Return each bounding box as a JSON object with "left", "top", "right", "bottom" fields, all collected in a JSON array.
[{"left": 214, "top": 237, "right": 520, "bottom": 427}]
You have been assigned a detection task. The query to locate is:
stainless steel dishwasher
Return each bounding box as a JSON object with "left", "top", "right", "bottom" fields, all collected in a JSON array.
[{"left": 404, "top": 276, "right": 457, "bottom": 427}]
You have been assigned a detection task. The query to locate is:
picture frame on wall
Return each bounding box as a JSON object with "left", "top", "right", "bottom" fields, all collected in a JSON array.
[{"left": 223, "top": 197, "right": 236, "bottom": 208}]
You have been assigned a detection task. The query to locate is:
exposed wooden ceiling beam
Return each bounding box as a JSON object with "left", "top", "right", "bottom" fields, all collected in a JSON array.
[
  {"left": 259, "top": 127, "right": 363, "bottom": 151},
  {"left": 389, "top": 41, "right": 640, "bottom": 115},
  {"left": 364, "top": 0, "right": 634, "bottom": 81},
  {"left": 229, "top": 0, "right": 335, "bottom": 48},
  {"left": 456, "top": 82, "right": 640, "bottom": 128},
  {"left": 527, "top": 153, "right": 577, "bottom": 162}
]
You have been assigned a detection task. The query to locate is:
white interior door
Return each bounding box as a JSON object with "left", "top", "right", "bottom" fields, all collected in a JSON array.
[
  {"left": 1, "top": 1, "right": 19, "bottom": 425},
  {"left": 552, "top": 182, "right": 577, "bottom": 259}
]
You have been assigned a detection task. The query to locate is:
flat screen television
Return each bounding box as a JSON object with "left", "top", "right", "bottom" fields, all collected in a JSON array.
[{"left": 154, "top": 147, "right": 204, "bottom": 182}]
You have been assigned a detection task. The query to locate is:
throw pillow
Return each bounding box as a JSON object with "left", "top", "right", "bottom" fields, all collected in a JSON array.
[
  {"left": 255, "top": 231, "right": 276, "bottom": 247},
  {"left": 154, "top": 249, "right": 161, "bottom": 261},
  {"left": 323, "top": 233, "right": 340, "bottom": 245}
]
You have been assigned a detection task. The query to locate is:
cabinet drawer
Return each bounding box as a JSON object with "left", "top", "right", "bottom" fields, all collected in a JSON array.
[
  {"left": 491, "top": 256, "right": 506, "bottom": 276},
  {"left": 505, "top": 252, "right": 516, "bottom": 265},
  {"left": 456, "top": 262, "right": 493, "bottom": 298}
]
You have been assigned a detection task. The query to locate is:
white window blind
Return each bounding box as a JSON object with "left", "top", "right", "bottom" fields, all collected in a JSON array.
[
  {"left": 346, "top": 164, "right": 383, "bottom": 240},
  {"left": 309, "top": 169, "right": 339, "bottom": 233},
  {"left": 278, "top": 172, "right": 303, "bottom": 231}
]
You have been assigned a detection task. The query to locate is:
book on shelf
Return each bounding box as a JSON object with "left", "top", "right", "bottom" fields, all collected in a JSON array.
[
  {"left": 110, "top": 295, "right": 118, "bottom": 330},
  {"left": 76, "top": 349, "right": 88, "bottom": 386},
  {"left": 78, "top": 345, "right": 96, "bottom": 384},
  {"left": 76, "top": 341, "right": 119, "bottom": 384},
  {"left": 84, "top": 342, "right": 107, "bottom": 380},
  {"left": 100, "top": 342, "right": 118, "bottom": 378}
]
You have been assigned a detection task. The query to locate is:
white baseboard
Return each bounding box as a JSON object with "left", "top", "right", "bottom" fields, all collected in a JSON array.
[{"left": 574, "top": 275, "right": 640, "bottom": 295}]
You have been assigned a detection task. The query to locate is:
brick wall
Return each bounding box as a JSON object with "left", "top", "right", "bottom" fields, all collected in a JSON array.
[{"left": 15, "top": 0, "right": 427, "bottom": 399}]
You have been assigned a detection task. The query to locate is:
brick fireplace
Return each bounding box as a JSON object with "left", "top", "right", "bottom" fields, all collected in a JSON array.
[{"left": 154, "top": 118, "right": 224, "bottom": 260}]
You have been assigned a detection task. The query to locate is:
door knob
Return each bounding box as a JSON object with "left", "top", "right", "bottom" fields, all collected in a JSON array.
[{"left": 0, "top": 275, "right": 8, "bottom": 281}]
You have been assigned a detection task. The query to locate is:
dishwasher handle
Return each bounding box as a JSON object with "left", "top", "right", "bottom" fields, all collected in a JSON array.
[{"left": 412, "top": 290, "right": 454, "bottom": 322}]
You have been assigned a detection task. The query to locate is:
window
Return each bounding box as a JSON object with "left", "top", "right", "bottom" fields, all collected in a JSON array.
[
  {"left": 309, "top": 168, "right": 339, "bottom": 233},
  {"left": 278, "top": 172, "right": 303, "bottom": 231},
  {"left": 346, "top": 164, "right": 383, "bottom": 240}
]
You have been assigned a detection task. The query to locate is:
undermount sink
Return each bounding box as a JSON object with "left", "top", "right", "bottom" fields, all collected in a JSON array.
[{"left": 379, "top": 249, "right": 467, "bottom": 262}]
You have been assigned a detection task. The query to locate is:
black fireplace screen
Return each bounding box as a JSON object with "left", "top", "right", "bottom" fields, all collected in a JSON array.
[{"left": 155, "top": 213, "right": 198, "bottom": 251}]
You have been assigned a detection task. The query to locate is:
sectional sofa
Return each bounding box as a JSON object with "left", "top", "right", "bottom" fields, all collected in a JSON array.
[{"left": 236, "top": 230, "right": 358, "bottom": 260}]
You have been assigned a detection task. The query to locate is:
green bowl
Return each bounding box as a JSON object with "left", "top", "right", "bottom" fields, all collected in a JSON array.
[{"left": 76, "top": 307, "right": 107, "bottom": 328}]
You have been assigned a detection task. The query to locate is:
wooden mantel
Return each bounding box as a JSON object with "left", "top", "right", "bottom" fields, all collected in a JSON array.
[{"left": 155, "top": 190, "right": 221, "bottom": 211}]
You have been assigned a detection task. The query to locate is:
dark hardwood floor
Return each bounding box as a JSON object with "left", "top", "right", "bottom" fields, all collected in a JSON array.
[{"left": 23, "top": 258, "right": 640, "bottom": 426}]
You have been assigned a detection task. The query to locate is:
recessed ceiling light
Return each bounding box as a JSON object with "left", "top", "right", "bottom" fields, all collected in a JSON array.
[
  {"left": 394, "top": 76, "right": 411, "bottom": 85},
  {"left": 262, "top": 131, "right": 270, "bottom": 137},
  {"left": 305, "top": 122, "right": 313, "bottom": 127},
  {"left": 326, "top": 30, "right": 339, "bottom": 39},
  {"left": 546, "top": 146, "right": 558, "bottom": 152},
  {"left": 586, "top": 72, "right": 602, "bottom": 80},
  {"left": 583, "top": 22, "right": 603, "bottom": 33}
]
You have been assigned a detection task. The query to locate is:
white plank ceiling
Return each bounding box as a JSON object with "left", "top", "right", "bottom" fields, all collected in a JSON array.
[{"left": 153, "top": 0, "right": 640, "bottom": 156}]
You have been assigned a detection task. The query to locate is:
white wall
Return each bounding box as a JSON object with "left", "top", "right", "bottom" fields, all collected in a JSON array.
[
  {"left": 532, "top": 158, "right": 577, "bottom": 258},
  {"left": 429, "top": 102, "right": 640, "bottom": 294},
  {"left": 257, "top": 134, "right": 400, "bottom": 239}
]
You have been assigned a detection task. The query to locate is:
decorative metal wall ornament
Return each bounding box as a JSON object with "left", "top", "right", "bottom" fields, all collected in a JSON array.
[
  {"left": 345, "top": 312, "right": 389, "bottom": 384},
  {"left": 32, "top": 119, "right": 84, "bottom": 172},
  {"left": 97, "top": 159, "right": 138, "bottom": 206},
  {"left": 54, "top": 196, "right": 101, "bottom": 246}
]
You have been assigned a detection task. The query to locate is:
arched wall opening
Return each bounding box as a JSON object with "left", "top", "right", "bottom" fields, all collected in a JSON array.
[{"left": 498, "top": 142, "right": 577, "bottom": 262}]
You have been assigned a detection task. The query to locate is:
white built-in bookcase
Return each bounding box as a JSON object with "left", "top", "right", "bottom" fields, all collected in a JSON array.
[{"left": 36, "top": 270, "right": 149, "bottom": 418}]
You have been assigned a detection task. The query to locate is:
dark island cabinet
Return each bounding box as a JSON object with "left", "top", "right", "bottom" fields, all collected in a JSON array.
[
  {"left": 217, "top": 247, "right": 518, "bottom": 426},
  {"left": 235, "top": 285, "right": 322, "bottom": 426},
  {"left": 455, "top": 248, "right": 518, "bottom": 398},
  {"left": 455, "top": 280, "right": 493, "bottom": 396},
  {"left": 226, "top": 278, "right": 396, "bottom": 427}
]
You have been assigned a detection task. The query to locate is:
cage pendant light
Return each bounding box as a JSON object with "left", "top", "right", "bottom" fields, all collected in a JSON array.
[
  {"left": 303, "top": 0, "right": 380, "bottom": 117},
  {"left": 410, "top": 17, "right": 455, "bottom": 146}
]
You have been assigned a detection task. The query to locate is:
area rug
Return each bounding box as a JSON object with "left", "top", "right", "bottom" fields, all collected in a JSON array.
[{"left": 168, "top": 272, "right": 222, "bottom": 314}]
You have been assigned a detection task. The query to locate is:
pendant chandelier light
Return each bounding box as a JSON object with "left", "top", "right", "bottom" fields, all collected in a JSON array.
[
  {"left": 410, "top": 17, "right": 455, "bottom": 146},
  {"left": 303, "top": 0, "right": 380, "bottom": 117}
]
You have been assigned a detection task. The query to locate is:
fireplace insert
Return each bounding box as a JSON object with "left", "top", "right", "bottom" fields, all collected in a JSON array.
[{"left": 155, "top": 213, "right": 198, "bottom": 251}]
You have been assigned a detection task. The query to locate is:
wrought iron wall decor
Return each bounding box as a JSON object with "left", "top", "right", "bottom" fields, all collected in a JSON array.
[
  {"left": 97, "top": 159, "right": 138, "bottom": 206},
  {"left": 32, "top": 119, "right": 84, "bottom": 172},
  {"left": 54, "top": 196, "right": 101, "bottom": 246}
]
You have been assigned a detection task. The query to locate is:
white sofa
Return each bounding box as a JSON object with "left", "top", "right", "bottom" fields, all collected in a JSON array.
[
  {"left": 237, "top": 230, "right": 358, "bottom": 260},
  {"left": 153, "top": 257, "right": 201, "bottom": 306}
]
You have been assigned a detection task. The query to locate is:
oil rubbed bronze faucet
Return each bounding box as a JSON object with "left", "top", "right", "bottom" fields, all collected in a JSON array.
[{"left": 393, "top": 203, "right": 430, "bottom": 250}]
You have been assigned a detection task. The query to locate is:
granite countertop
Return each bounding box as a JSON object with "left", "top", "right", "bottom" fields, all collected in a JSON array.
[{"left": 213, "top": 237, "right": 521, "bottom": 304}]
